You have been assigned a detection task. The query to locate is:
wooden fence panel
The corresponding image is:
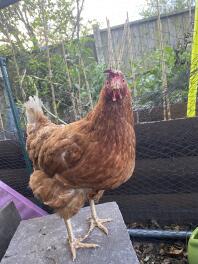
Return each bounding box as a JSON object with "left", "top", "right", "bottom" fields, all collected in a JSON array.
[{"left": 92, "top": 9, "right": 194, "bottom": 68}]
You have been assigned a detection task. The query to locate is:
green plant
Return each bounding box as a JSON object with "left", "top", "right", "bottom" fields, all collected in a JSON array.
[{"left": 130, "top": 45, "right": 190, "bottom": 110}]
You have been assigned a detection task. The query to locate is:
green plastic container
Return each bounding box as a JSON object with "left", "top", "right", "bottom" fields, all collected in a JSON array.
[{"left": 188, "top": 227, "right": 198, "bottom": 264}]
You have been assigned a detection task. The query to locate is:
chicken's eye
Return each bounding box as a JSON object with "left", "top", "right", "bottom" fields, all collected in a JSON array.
[
  {"left": 122, "top": 79, "right": 125, "bottom": 82},
  {"left": 106, "top": 81, "right": 109, "bottom": 85}
]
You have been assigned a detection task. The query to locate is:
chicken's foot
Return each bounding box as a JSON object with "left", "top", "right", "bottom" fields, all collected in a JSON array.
[
  {"left": 65, "top": 218, "right": 99, "bottom": 261},
  {"left": 86, "top": 200, "right": 112, "bottom": 237}
]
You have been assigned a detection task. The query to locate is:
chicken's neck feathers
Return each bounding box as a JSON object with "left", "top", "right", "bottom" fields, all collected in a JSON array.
[{"left": 87, "top": 88, "right": 134, "bottom": 143}]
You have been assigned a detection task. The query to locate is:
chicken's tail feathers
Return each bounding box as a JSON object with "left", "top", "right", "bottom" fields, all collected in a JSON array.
[{"left": 24, "top": 95, "right": 44, "bottom": 124}]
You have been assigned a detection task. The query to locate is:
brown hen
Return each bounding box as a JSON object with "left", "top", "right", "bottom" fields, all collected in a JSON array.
[{"left": 25, "top": 69, "right": 136, "bottom": 260}]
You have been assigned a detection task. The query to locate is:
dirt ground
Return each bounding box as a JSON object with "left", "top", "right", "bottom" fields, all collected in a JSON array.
[
  {"left": 133, "top": 240, "right": 188, "bottom": 264},
  {"left": 128, "top": 220, "right": 195, "bottom": 264}
]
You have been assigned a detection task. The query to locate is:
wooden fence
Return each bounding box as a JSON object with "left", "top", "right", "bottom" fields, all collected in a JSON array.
[{"left": 92, "top": 8, "right": 194, "bottom": 68}]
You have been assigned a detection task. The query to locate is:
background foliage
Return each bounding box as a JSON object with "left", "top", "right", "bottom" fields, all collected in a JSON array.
[{"left": 0, "top": 0, "right": 194, "bottom": 123}]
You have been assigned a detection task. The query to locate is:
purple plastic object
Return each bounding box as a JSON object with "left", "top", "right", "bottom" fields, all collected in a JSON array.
[{"left": 0, "top": 180, "right": 48, "bottom": 220}]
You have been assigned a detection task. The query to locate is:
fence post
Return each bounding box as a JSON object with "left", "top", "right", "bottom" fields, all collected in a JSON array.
[
  {"left": 93, "top": 25, "right": 105, "bottom": 64},
  {"left": 156, "top": 0, "right": 171, "bottom": 120},
  {"left": 0, "top": 57, "right": 32, "bottom": 174}
]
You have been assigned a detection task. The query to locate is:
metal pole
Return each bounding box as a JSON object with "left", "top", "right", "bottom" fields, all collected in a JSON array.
[
  {"left": 187, "top": 0, "right": 198, "bottom": 117},
  {"left": 0, "top": 57, "right": 32, "bottom": 174},
  {"left": 128, "top": 228, "right": 192, "bottom": 241}
]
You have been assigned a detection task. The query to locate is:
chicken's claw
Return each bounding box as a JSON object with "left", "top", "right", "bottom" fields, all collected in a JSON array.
[
  {"left": 68, "top": 238, "right": 99, "bottom": 261},
  {"left": 86, "top": 217, "right": 112, "bottom": 236}
]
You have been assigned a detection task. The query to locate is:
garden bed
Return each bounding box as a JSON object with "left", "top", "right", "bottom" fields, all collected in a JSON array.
[{"left": 129, "top": 221, "right": 195, "bottom": 264}]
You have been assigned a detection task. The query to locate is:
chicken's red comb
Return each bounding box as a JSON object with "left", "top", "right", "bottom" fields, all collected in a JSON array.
[{"left": 104, "top": 69, "right": 122, "bottom": 78}]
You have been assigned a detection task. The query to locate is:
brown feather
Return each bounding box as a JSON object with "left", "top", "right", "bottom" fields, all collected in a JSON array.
[{"left": 26, "top": 71, "right": 135, "bottom": 220}]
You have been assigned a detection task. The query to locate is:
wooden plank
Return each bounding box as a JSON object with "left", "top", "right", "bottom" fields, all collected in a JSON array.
[
  {"left": 93, "top": 25, "right": 105, "bottom": 64},
  {"left": 129, "top": 24, "right": 139, "bottom": 60},
  {"left": 108, "top": 156, "right": 198, "bottom": 195},
  {"left": 134, "top": 118, "right": 198, "bottom": 165}
]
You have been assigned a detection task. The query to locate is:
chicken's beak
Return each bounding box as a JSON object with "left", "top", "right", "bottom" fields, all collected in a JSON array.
[
  {"left": 112, "top": 81, "right": 120, "bottom": 90},
  {"left": 111, "top": 81, "right": 122, "bottom": 101}
]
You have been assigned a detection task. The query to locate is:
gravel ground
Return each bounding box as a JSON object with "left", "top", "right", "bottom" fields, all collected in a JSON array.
[{"left": 128, "top": 220, "right": 196, "bottom": 264}]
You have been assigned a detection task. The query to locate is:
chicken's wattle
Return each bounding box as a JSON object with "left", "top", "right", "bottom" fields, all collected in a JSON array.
[{"left": 112, "top": 89, "right": 123, "bottom": 101}]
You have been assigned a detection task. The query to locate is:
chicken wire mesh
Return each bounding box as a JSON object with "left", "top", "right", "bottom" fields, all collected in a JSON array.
[
  {"left": 0, "top": 59, "right": 32, "bottom": 197},
  {"left": 0, "top": 2, "right": 198, "bottom": 225}
]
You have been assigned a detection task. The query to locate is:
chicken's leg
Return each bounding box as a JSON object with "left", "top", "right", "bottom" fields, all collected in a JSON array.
[
  {"left": 64, "top": 218, "right": 99, "bottom": 260},
  {"left": 86, "top": 200, "right": 112, "bottom": 237}
]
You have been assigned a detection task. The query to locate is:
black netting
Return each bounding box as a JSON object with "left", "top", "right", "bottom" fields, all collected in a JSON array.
[
  {"left": 0, "top": 81, "right": 31, "bottom": 196},
  {"left": 104, "top": 118, "right": 198, "bottom": 224}
]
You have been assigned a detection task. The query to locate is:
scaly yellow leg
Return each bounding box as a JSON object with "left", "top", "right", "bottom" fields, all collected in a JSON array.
[
  {"left": 64, "top": 218, "right": 99, "bottom": 261},
  {"left": 85, "top": 200, "right": 112, "bottom": 238}
]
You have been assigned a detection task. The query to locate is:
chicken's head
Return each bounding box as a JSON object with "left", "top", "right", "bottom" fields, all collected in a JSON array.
[{"left": 104, "top": 69, "right": 128, "bottom": 102}]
